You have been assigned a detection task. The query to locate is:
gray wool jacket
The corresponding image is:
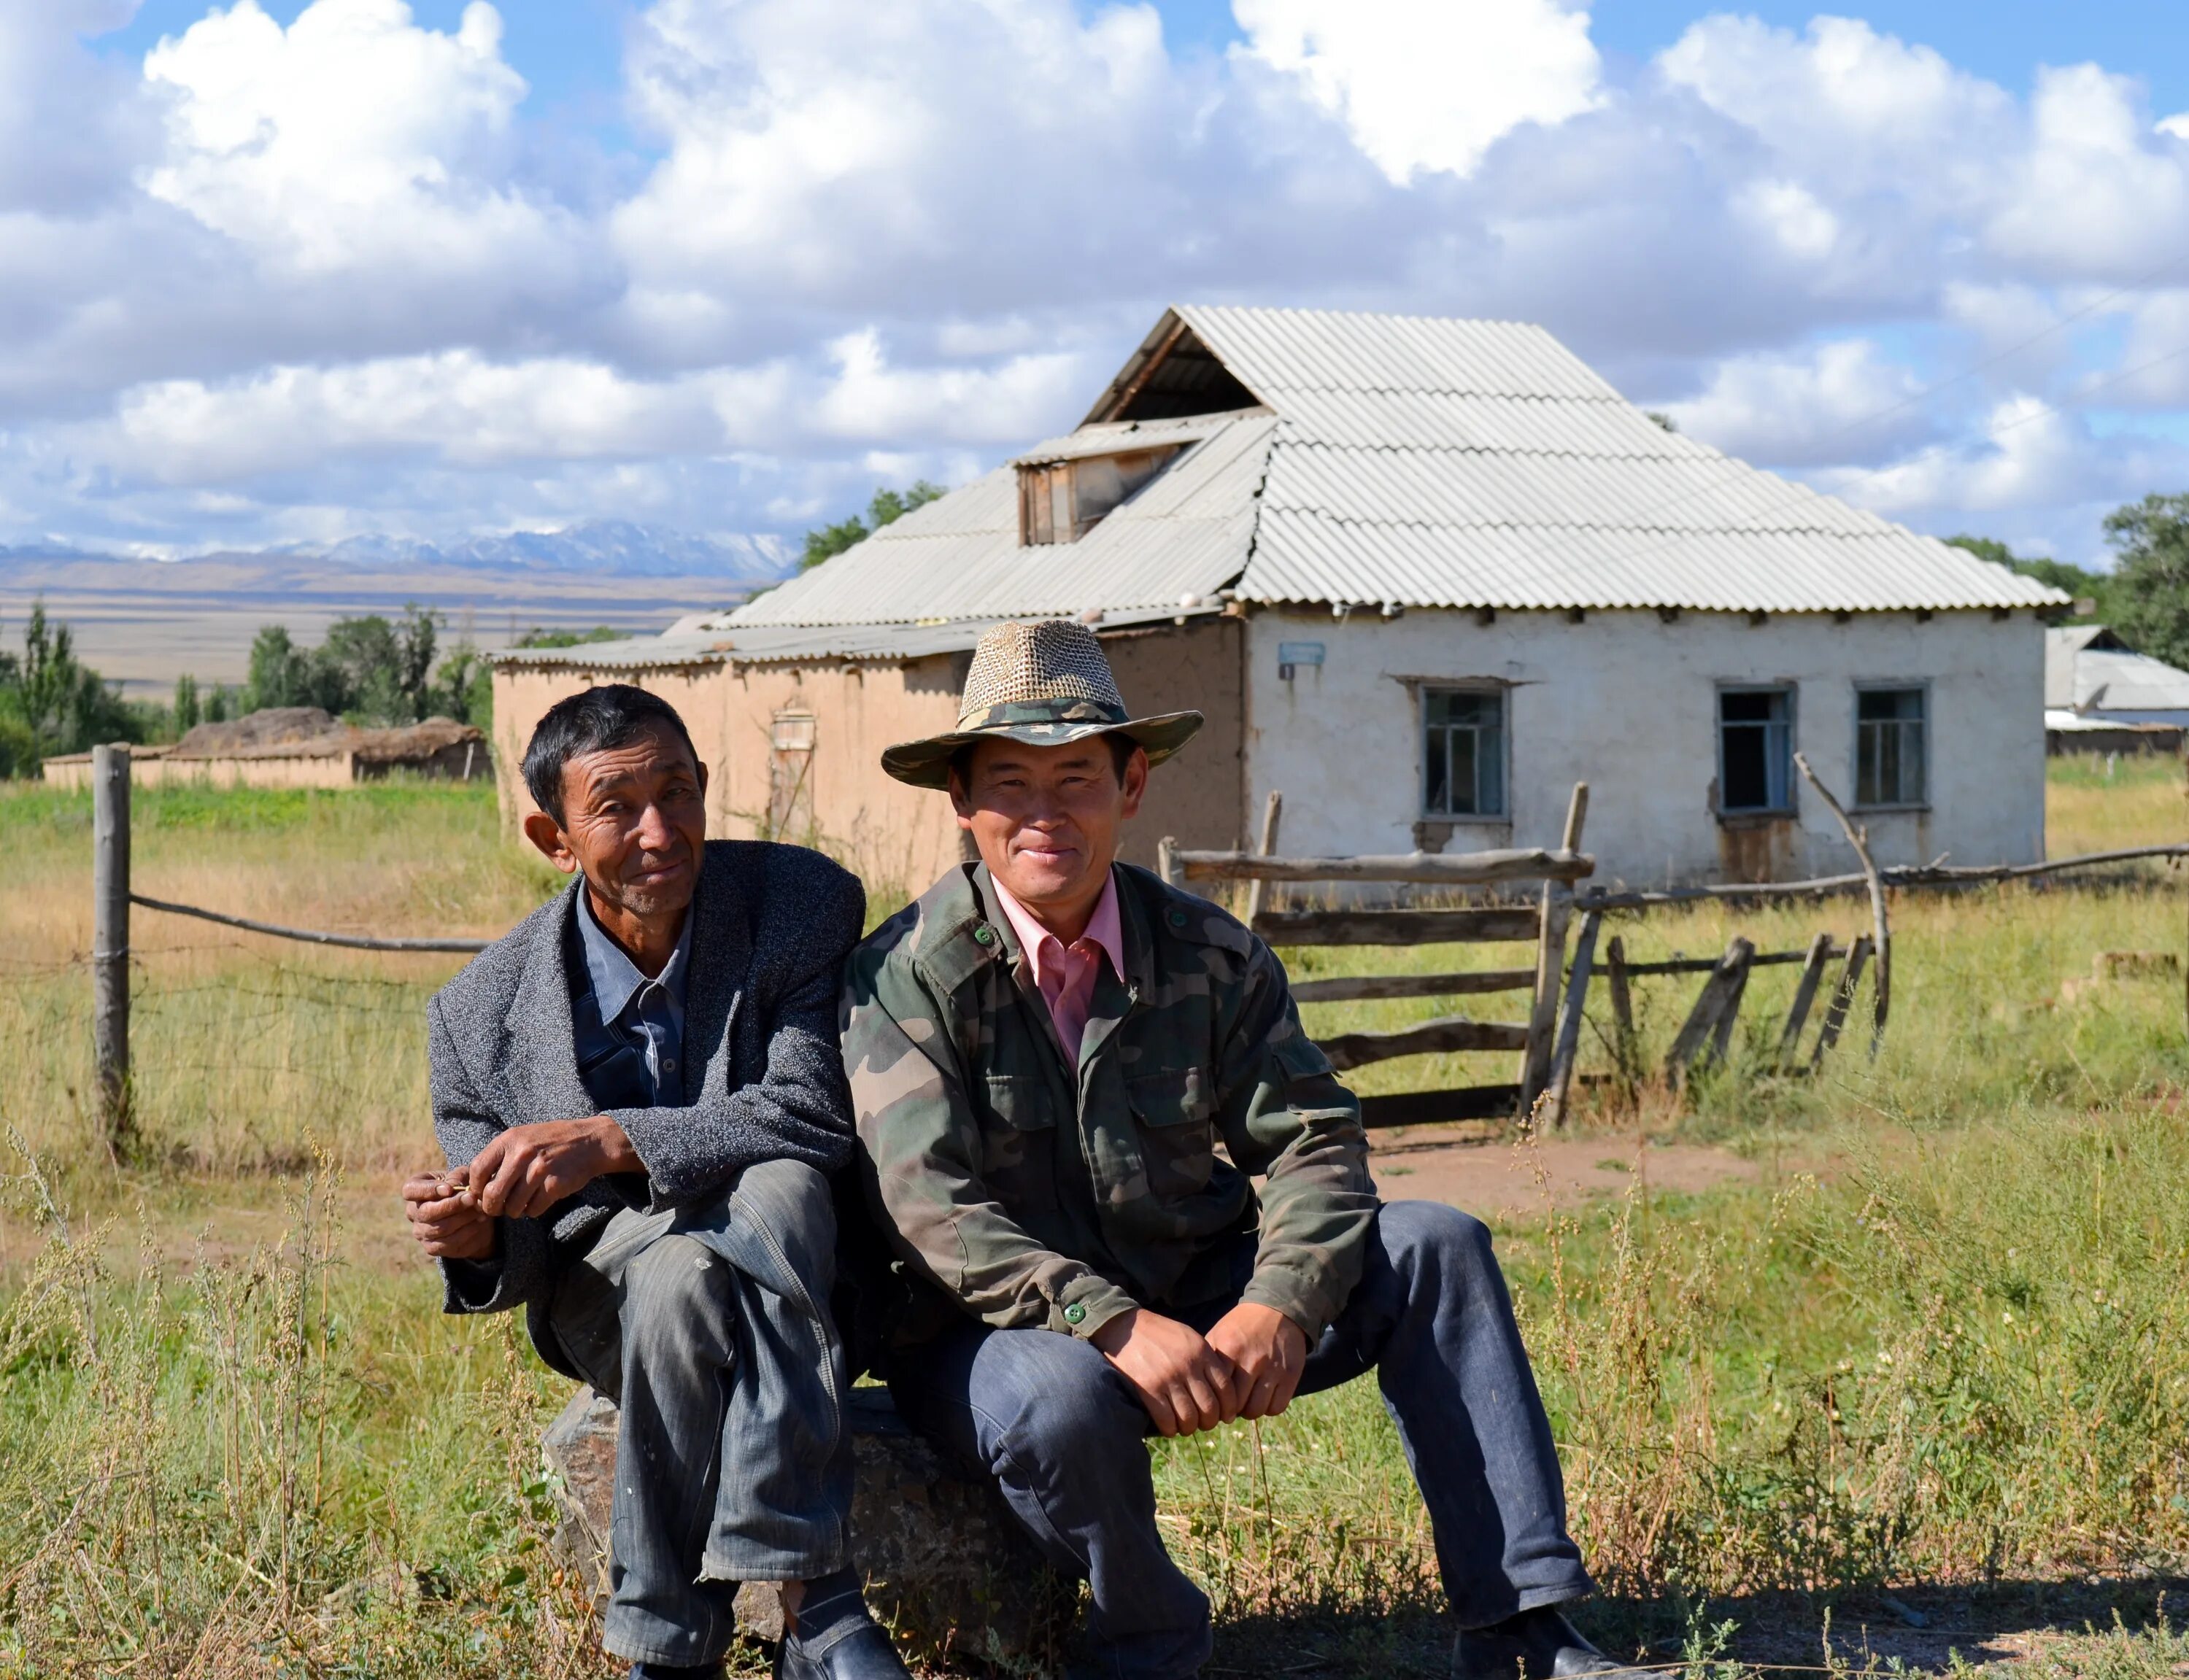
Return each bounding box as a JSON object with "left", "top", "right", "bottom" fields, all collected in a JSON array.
[{"left": 425, "top": 839, "right": 865, "bottom": 1374}]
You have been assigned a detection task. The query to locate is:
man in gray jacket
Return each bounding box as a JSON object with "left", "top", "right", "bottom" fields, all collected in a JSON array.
[{"left": 401, "top": 684, "right": 907, "bottom": 1680}]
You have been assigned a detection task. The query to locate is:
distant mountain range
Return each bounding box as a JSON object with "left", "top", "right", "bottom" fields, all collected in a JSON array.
[{"left": 0, "top": 519, "right": 795, "bottom": 581}]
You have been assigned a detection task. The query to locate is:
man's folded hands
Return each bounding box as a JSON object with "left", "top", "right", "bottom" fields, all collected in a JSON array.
[{"left": 1091, "top": 1301, "right": 1310, "bottom": 1438}]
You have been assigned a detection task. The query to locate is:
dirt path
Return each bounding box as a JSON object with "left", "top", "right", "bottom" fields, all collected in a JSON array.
[
  {"left": 2, "top": 1131, "right": 1770, "bottom": 1286},
  {"left": 1367, "top": 1124, "right": 1759, "bottom": 1218},
  {"left": 0, "top": 1174, "right": 427, "bottom": 1284}
]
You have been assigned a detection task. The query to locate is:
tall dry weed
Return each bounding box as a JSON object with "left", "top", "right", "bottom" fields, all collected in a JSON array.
[{"left": 0, "top": 1134, "right": 609, "bottom": 1677}]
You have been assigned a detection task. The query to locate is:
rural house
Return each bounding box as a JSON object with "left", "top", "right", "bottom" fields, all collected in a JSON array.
[
  {"left": 2044, "top": 624, "right": 2189, "bottom": 754},
  {"left": 494, "top": 306, "right": 2066, "bottom": 894},
  {"left": 45, "top": 708, "right": 489, "bottom": 791}
]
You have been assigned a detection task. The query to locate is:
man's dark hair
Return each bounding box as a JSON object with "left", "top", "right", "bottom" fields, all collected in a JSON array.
[
  {"left": 522, "top": 684, "right": 700, "bottom": 825},
  {"left": 948, "top": 731, "right": 1138, "bottom": 791}
]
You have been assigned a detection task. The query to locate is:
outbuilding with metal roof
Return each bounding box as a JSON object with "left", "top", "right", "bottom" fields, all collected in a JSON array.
[{"left": 495, "top": 305, "right": 2068, "bottom": 889}]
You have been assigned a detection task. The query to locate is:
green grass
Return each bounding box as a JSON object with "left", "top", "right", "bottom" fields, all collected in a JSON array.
[
  {"left": 0, "top": 1166, "right": 602, "bottom": 1678},
  {"left": 1286, "top": 878, "right": 2188, "bottom": 1142},
  {"left": 1148, "top": 1105, "right": 2189, "bottom": 1644},
  {"left": 1, "top": 763, "right": 2185, "bottom": 1674},
  {"left": 0, "top": 778, "right": 554, "bottom": 1179}
]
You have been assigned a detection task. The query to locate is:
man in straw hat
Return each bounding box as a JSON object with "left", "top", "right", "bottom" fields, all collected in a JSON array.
[{"left": 841, "top": 620, "right": 1634, "bottom": 1680}]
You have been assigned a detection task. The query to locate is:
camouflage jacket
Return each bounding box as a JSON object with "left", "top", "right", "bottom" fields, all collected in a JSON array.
[{"left": 841, "top": 860, "right": 1377, "bottom": 1345}]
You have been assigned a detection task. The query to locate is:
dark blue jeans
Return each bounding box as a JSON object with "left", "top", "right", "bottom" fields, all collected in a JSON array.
[
  {"left": 888, "top": 1201, "right": 1592, "bottom": 1680},
  {"left": 549, "top": 1160, "right": 855, "bottom": 1668}
]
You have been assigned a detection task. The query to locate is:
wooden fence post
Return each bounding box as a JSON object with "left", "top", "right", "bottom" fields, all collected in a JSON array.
[
  {"left": 1811, "top": 934, "right": 1874, "bottom": 1068},
  {"left": 1543, "top": 907, "right": 1602, "bottom": 1127},
  {"left": 1705, "top": 953, "right": 1753, "bottom": 1069},
  {"left": 1776, "top": 931, "right": 1836, "bottom": 1069},
  {"left": 1243, "top": 791, "right": 1283, "bottom": 928},
  {"left": 1157, "top": 835, "right": 1181, "bottom": 889},
  {"left": 1521, "top": 783, "right": 1588, "bottom": 1112},
  {"left": 1665, "top": 935, "right": 1754, "bottom": 1087},
  {"left": 1605, "top": 934, "right": 1638, "bottom": 1089},
  {"left": 1794, "top": 751, "right": 1890, "bottom": 1058},
  {"left": 91, "top": 742, "right": 131, "bottom": 1154}
]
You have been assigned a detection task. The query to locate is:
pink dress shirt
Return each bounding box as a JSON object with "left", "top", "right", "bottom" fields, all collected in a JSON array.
[{"left": 991, "top": 870, "right": 1126, "bottom": 1063}]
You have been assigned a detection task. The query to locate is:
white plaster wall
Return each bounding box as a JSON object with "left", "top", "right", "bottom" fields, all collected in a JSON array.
[{"left": 1243, "top": 608, "right": 2048, "bottom": 887}]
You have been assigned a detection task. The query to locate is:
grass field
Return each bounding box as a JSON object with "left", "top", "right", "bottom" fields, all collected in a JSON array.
[{"left": 0, "top": 758, "right": 2184, "bottom": 1676}]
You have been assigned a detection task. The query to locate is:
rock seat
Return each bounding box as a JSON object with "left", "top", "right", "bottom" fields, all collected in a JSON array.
[{"left": 543, "top": 1385, "right": 1076, "bottom": 1673}]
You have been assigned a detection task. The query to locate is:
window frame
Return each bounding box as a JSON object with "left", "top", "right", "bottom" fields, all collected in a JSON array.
[
  {"left": 1017, "top": 445, "right": 1183, "bottom": 545},
  {"left": 1419, "top": 682, "right": 1510, "bottom": 822},
  {"left": 1714, "top": 682, "right": 1798, "bottom": 818},
  {"left": 1850, "top": 679, "right": 1931, "bottom": 811}
]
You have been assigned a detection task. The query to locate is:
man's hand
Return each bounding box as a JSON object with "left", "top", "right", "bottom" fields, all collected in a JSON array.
[
  {"left": 402, "top": 1170, "right": 497, "bottom": 1261},
  {"left": 1205, "top": 1302, "right": 1311, "bottom": 1421},
  {"left": 1089, "top": 1308, "right": 1238, "bottom": 1438},
  {"left": 466, "top": 1116, "right": 641, "bottom": 1220}
]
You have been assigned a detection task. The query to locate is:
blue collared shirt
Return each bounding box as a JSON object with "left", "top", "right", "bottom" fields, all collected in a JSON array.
[{"left": 570, "top": 889, "right": 694, "bottom": 1110}]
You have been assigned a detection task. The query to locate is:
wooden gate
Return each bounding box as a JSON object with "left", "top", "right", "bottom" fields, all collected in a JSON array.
[{"left": 1159, "top": 784, "right": 1593, "bottom": 1129}]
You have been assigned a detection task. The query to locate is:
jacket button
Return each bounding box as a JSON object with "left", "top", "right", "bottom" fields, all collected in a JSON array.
[
  {"left": 974, "top": 924, "right": 996, "bottom": 945},
  {"left": 1167, "top": 908, "right": 1188, "bottom": 929},
  {"left": 1062, "top": 1301, "right": 1086, "bottom": 1325}
]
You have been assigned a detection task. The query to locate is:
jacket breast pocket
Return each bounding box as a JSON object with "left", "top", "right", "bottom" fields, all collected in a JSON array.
[
  {"left": 977, "top": 1072, "right": 1059, "bottom": 1215},
  {"left": 1127, "top": 1067, "right": 1217, "bottom": 1199}
]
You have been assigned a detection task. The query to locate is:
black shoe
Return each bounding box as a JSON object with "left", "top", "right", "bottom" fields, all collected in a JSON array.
[
  {"left": 775, "top": 1618, "right": 914, "bottom": 1680},
  {"left": 628, "top": 1664, "right": 724, "bottom": 1680},
  {"left": 1452, "top": 1608, "right": 1643, "bottom": 1679}
]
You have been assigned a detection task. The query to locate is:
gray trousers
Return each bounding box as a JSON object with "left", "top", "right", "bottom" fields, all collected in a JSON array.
[
  {"left": 548, "top": 1159, "right": 854, "bottom": 1667},
  {"left": 890, "top": 1201, "right": 1593, "bottom": 1680}
]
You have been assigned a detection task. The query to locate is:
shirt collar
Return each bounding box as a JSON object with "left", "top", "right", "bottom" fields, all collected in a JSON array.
[
  {"left": 575, "top": 885, "right": 693, "bottom": 1023},
  {"left": 990, "top": 868, "right": 1125, "bottom": 989}
]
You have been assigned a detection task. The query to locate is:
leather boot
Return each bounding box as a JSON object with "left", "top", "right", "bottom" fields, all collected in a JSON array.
[
  {"left": 1451, "top": 1607, "right": 1646, "bottom": 1679},
  {"left": 774, "top": 1618, "right": 914, "bottom": 1680}
]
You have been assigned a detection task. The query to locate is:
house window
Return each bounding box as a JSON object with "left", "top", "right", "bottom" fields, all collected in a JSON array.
[
  {"left": 1423, "top": 688, "right": 1506, "bottom": 818},
  {"left": 1019, "top": 446, "right": 1181, "bottom": 544},
  {"left": 1856, "top": 686, "right": 1927, "bottom": 807},
  {"left": 1718, "top": 686, "right": 1794, "bottom": 813}
]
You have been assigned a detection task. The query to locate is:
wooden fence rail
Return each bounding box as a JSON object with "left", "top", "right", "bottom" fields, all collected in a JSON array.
[
  {"left": 1292, "top": 968, "right": 1535, "bottom": 1004},
  {"left": 1319, "top": 1017, "right": 1532, "bottom": 1072},
  {"left": 1251, "top": 907, "right": 1545, "bottom": 946},
  {"left": 1174, "top": 848, "right": 1595, "bottom": 886},
  {"left": 1607, "top": 944, "right": 1846, "bottom": 978},
  {"left": 1577, "top": 843, "right": 2189, "bottom": 912}
]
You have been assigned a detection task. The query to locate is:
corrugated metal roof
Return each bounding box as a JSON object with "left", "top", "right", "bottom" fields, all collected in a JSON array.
[
  {"left": 1246, "top": 508, "right": 2049, "bottom": 613},
  {"left": 1261, "top": 441, "right": 1902, "bottom": 535},
  {"left": 1178, "top": 306, "right": 1625, "bottom": 400},
  {"left": 2044, "top": 629, "right": 2189, "bottom": 713},
  {"left": 709, "top": 304, "right": 2067, "bottom": 633},
  {"left": 1263, "top": 388, "right": 1699, "bottom": 456},
  {"left": 1010, "top": 410, "right": 1264, "bottom": 465},
  {"left": 731, "top": 414, "right": 1275, "bottom": 627},
  {"left": 494, "top": 605, "right": 1224, "bottom": 672}
]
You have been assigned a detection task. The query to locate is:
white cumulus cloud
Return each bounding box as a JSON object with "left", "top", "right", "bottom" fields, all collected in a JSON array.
[
  {"left": 1233, "top": 0, "right": 1600, "bottom": 183},
  {"left": 142, "top": 0, "right": 565, "bottom": 279},
  {"left": 1667, "top": 339, "right": 1928, "bottom": 467},
  {"left": 1, "top": 0, "right": 2188, "bottom": 571}
]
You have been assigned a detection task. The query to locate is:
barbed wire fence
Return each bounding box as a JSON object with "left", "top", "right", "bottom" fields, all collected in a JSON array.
[{"left": 84, "top": 744, "right": 493, "bottom": 1150}]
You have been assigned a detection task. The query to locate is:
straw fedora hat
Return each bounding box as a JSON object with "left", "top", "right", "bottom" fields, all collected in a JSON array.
[{"left": 880, "top": 619, "right": 1203, "bottom": 789}]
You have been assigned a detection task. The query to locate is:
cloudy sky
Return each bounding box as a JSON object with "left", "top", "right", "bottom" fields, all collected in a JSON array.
[{"left": 8, "top": 0, "right": 2188, "bottom": 567}]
